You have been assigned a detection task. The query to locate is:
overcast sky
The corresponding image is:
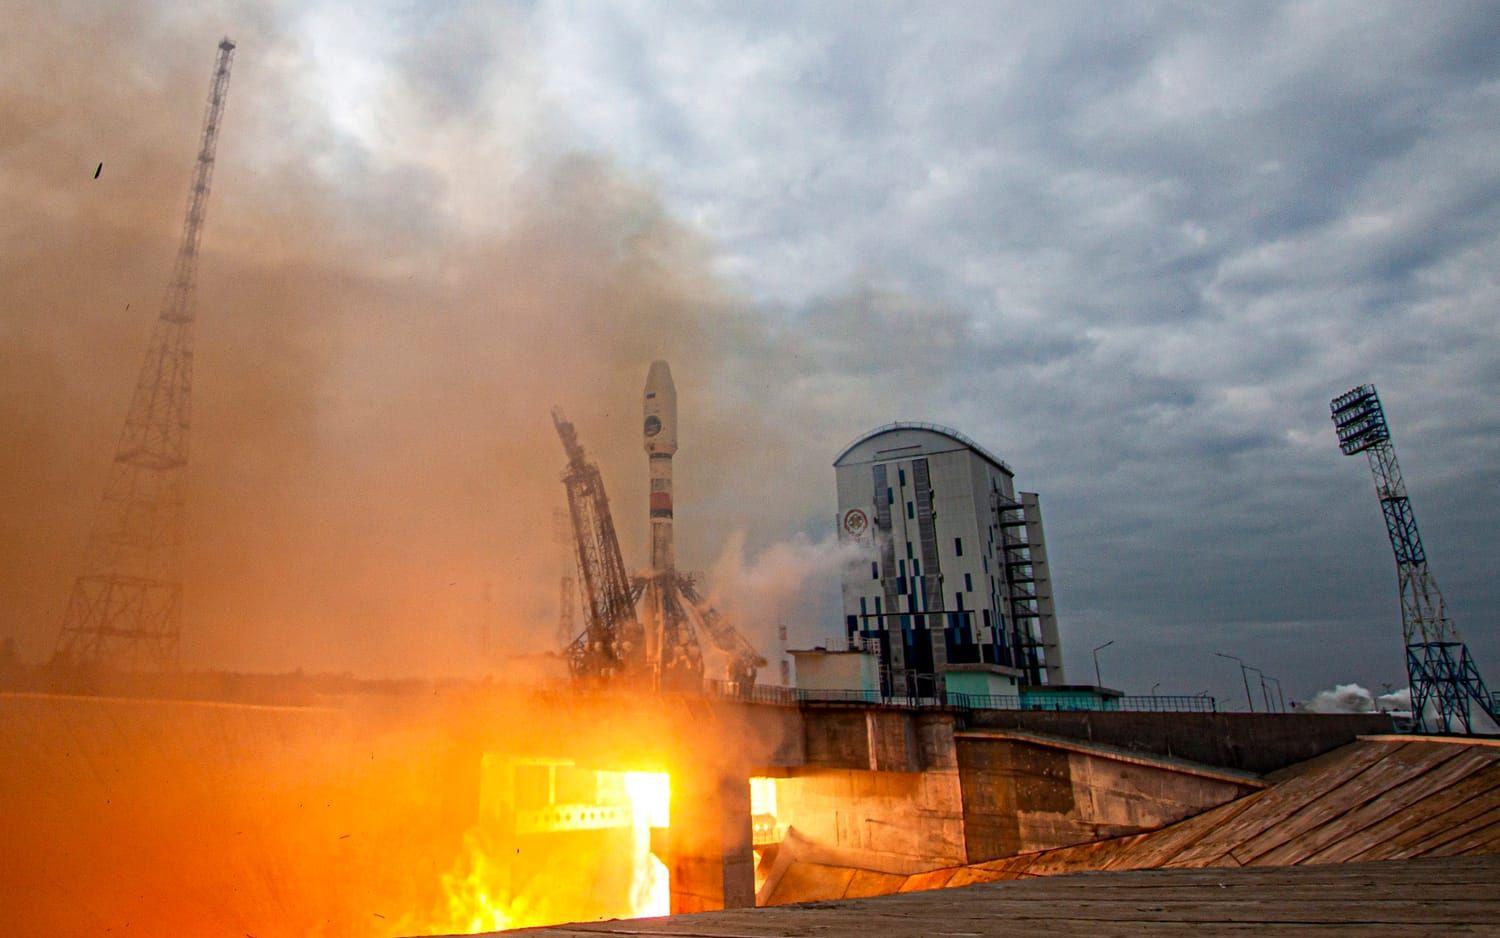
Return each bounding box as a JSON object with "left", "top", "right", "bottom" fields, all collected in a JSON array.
[{"left": 4, "top": 1, "right": 1497, "bottom": 704}]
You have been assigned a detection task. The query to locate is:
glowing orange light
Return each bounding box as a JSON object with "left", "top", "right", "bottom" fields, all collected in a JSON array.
[{"left": 414, "top": 765, "right": 671, "bottom": 935}]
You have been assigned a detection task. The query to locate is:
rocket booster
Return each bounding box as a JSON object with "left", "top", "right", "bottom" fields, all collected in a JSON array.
[{"left": 643, "top": 360, "right": 677, "bottom": 572}]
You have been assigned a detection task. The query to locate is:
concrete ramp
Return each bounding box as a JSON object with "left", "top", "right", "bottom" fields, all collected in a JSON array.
[{"left": 762, "top": 736, "right": 1500, "bottom": 904}]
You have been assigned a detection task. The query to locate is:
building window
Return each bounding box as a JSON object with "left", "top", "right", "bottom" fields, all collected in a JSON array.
[
  {"left": 982, "top": 608, "right": 992, "bottom": 631},
  {"left": 860, "top": 596, "right": 868, "bottom": 615},
  {"left": 906, "top": 540, "right": 913, "bottom": 559},
  {"left": 965, "top": 573, "right": 973, "bottom": 591},
  {"left": 899, "top": 468, "right": 906, "bottom": 487},
  {"left": 906, "top": 501, "right": 914, "bottom": 519},
  {"left": 954, "top": 593, "right": 964, "bottom": 610},
  {"left": 954, "top": 537, "right": 963, "bottom": 556},
  {"left": 898, "top": 559, "right": 906, "bottom": 578},
  {"left": 897, "top": 575, "right": 906, "bottom": 594},
  {"left": 871, "top": 561, "right": 879, "bottom": 580},
  {"left": 982, "top": 555, "right": 989, "bottom": 574},
  {"left": 846, "top": 614, "right": 857, "bottom": 633},
  {"left": 887, "top": 487, "right": 894, "bottom": 505},
  {"left": 913, "top": 559, "right": 921, "bottom": 577},
  {"left": 875, "top": 596, "right": 882, "bottom": 614}
]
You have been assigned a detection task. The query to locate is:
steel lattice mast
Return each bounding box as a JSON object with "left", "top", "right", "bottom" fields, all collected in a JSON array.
[
  {"left": 55, "top": 38, "right": 237, "bottom": 670},
  {"left": 551, "top": 407, "right": 647, "bottom": 681},
  {"left": 1331, "top": 384, "right": 1496, "bottom": 734}
]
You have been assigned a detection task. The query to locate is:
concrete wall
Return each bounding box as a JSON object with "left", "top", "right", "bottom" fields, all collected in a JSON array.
[
  {"left": 774, "top": 711, "right": 967, "bottom": 873},
  {"left": 955, "top": 734, "right": 1261, "bottom": 862},
  {"left": 792, "top": 650, "right": 880, "bottom": 693},
  {"left": 962, "top": 711, "right": 1395, "bottom": 774}
]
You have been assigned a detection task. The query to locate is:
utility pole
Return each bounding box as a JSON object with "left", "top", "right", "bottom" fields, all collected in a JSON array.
[
  {"left": 1265, "top": 676, "right": 1286, "bottom": 713},
  {"left": 55, "top": 38, "right": 237, "bottom": 670},
  {"left": 1216, "top": 652, "right": 1256, "bottom": 712},
  {"left": 1245, "top": 664, "right": 1272, "bottom": 713},
  {"left": 1092, "top": 640, "right": 1114, "bottom": 688}
]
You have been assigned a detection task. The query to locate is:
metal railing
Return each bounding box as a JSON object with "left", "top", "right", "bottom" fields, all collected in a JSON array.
[
  {"left": 705, "top": 681, "right": 1217, "bottom": 713},
  {"left": 949, "top": 693, "right": 1216, "bottom": 713}
]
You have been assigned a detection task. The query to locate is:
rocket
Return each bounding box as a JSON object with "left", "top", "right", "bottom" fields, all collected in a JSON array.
[{"left": 643, "top": 360, "right": 677, "bottom": 572}]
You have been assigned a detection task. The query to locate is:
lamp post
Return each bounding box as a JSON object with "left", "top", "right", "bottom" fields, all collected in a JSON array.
[
  {"left": 1151, "top": 681, "right": 1162, "bottom": 696},
  {"left": 1244, "top": 664, "right": 1273, "bottom": 713},
  {"left": 1092, "top": 640, "right": 1115, "bottom": 688},
  {"left": 1215, "top": 652, "right": 1256, "bottom": 712},
  {"left": 1265, "top": 676, "right": 1286, "bottom": 713}
]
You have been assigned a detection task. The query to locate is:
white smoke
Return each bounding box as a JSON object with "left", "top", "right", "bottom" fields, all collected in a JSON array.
[
  {"left": 1302, "top": 683, "right": 1412, "bottom": 715},
  {"left": 1375, "top": 687, "right": 1412, "bottom": 713},
  {"left": 703, "top": 531, "right": 869, "bottom": 666}
]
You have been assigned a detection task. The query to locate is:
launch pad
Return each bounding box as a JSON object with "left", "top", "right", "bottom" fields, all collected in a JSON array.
[{"left": 553, "top": 360, "right": 764, "bottom": 693}]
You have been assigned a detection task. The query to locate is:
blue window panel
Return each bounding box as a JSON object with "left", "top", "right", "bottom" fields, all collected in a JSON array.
[
  {"left": 983, "top": 555, "right": 989, "bottom": 573},
  {"left": 875, "top": 596, "right": 883, "bottom": 614},
  {"left": 954, "top": 537, "right": 963, "bottom": 556},
  {"left": 860, "top": 596, "right": 868, "bottom": 615},
  {"left": 896, "top": 575, "right": 906, "bottom": 593},
  {"left": 887, "top": 487, "right": 894, "bottom": 505},
  {"left": 899, "top": 468, "right": 906, "bottom": 487},
  {"left": 900, "top": 614, "right": 911, "bottom": 632},
  {"left": 846, "top": 614, "right": 858, "bottom": 633},
  {"left": 954, "top": 593, "right": 964, "bottom": 611},
  {"left": 983, "top": 608, "right": 992, "bottom": 630},
  {"left": 965, "top": 573, "right": 973, "bottom": 591},
  {"left": 871, "top": 561, "right": 879, "bottom": 580},
  {"left": 913, "top": 559, "right": 921, "bottom": 576},
  {"left": 906, "top": 501, "right": 914, "bottom": 519},
  {"left": 898, "top": 559, "right": 906, "bottom": 578},
  {"left": 906, "top": 540, "right": 913, "bottom": 559}
]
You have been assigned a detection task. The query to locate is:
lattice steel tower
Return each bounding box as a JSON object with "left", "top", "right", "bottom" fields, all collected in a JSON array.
[
  {"left": 55, "top": 38, "right": 237, "bottom": 670},
  {"left": 1331, "top": 384, "right": 1496, "bottom": 734}
]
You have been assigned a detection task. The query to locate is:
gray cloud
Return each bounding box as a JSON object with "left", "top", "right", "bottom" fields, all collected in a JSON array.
[
  {"left": 4, "top": 0, "right": 1496, "bottom": 704},
  {"left": 517, "top": 1, "right": 1500, "bottom": 701}
]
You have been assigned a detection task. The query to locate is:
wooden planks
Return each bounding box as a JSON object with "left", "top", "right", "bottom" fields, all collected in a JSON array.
[{"left": 505, "top": 856, "right": 1500, "bottom": 938}]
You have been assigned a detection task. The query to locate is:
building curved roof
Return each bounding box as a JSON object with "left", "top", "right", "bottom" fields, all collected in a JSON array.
[{"left": 833, "top": 421, "right": 1012, "bottom": 473}]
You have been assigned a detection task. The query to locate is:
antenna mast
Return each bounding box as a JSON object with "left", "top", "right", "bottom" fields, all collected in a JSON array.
[
  {"left": 55, "top": 38, "right": 237, "bottom": 670},
  {"left": 1331, "top": 384, "right": 1496, "bottom": 734}
]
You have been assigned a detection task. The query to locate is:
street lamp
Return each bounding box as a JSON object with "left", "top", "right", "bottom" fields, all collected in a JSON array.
[
  {"left": 1151, "top": 681, "right": 1162, "bottom": 697},
  {"left": 1265, "top": 676, "right": 1286, "bottom": 713},
  {"left": 1215, "top": 652, "right": 1256, "bottom": 712},
  {"left": 1092, "top": 640, "right": 1115, "bottom": 688},
  {"left": 1240, "top": 663, "right": 1273, "bottom": 712}
]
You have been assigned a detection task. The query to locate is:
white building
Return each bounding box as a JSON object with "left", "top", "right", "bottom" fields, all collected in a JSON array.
[{"left": 833, "top": 423, "right": 1067, "bottom": 697}]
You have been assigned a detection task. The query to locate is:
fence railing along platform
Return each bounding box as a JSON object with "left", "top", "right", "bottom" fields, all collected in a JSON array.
[{"left": 704, "top": 681, "right": 1217, "bottom": 713}]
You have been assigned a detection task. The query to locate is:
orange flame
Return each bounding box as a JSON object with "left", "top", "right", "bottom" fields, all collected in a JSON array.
[{"left": 406, "top": 765, "right": 670, "bottom": 935}]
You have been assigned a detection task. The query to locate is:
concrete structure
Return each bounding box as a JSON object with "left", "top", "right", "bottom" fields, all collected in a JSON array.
[
  {"left": 834, "top": 423, "right": 1065, "bottom": 698},
  {"left": 1018, "top": 684, "right": 1124, "bottom": 711},
  {"left": 789, "top": 647, "right": 880, "bottom": 695},
  {"left": 942, "top": 663, "right": 1022, "bottom": 701},
  {"left": 1, "top": 685, "right": 1401, "bottom": 935},
  {"left": 756, "top": 734, "right": 1500, "bottom": 906}
]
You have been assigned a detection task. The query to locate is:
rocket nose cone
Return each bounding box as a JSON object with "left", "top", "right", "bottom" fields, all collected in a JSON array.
[{"left": 645, "top": 359, "right": 675, "bottom": 394}]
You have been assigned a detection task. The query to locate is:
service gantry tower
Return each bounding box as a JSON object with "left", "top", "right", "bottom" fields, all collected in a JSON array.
[
  {"left": 1331, "top": 384, "right": 1496, "bottom": 734},
  {"left": 55, "top": 38, "right": 237, "bottom": 670}
]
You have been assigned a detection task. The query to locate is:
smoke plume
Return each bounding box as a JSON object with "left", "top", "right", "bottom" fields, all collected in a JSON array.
[
  {"left": 1302, "top": 683, "right": 1411, "bottom": 715},
  {"left": 0, "top": 2, "right": 894, "bottom": 677}
]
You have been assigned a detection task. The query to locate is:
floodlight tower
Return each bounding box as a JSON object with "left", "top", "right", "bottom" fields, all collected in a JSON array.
[
  {"left": 1330, "top": 384, "right": 1496, "bottom": 734},
  {"left": 55, "top": 38, "right": 237, "bottom": 670}
]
